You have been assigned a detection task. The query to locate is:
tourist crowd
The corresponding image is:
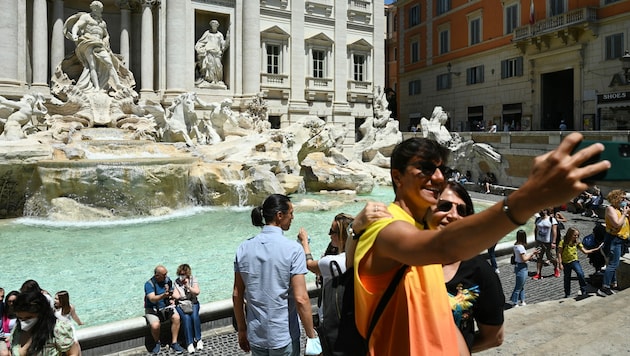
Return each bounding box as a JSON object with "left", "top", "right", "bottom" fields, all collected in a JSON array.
[
  {"left": 3, "top": 133, "right": 628, "bottom": 356},
  {"left": 0, "top": 280, "right": 82, "bottom": 356}
]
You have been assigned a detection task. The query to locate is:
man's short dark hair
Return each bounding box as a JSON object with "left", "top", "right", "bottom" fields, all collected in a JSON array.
[{"left": 390, "top": 138, "right": 449, "bottom": 192}]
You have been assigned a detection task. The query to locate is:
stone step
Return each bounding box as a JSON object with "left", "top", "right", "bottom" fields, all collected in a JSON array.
[{"left": 478, "top": 288, "right": 630, "bottom": 355}]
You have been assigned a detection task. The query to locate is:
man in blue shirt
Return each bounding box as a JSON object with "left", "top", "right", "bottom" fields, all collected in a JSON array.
[
  {"left": 144, "top": 265, "right": 184, "bottom": 354},
  {"left": 233, "top": 194, "right": 317, "bottom": 356}
]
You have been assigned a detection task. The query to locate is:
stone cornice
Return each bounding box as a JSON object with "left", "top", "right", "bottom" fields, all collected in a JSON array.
[{"left": 193, "top": 0, "right": 236, "bottom": 7}]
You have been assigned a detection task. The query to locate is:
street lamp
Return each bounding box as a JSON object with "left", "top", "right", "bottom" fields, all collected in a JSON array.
[
  {"left": 621, "top": 50, "right": 630, "bottom": 83},
  {"left": 447, "top": 62, "right": 460, "bottom": 76}
]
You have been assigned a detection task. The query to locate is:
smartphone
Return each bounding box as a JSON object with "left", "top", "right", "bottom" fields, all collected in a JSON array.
[{"left": 573, "top": 140, "right": 630, "bottom": 181}]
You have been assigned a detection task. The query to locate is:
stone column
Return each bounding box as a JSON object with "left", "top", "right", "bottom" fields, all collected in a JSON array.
[
  {"left": 0, "top": 1, "right": 26, "bottom": 88},
  {"left": 333, "top": 0, "right": 348, "bottom": 106},
  {"left": 51, "top": 0, "right": 65, "bottom": 73},
  {"left": 165, "top": 0, "right": 187, "bottom": 93},
  {"left": 140, "top": 0, "right": 157, "bottom": 93},
  {"left": 242, "top": 1, "right": 260, "bottom": 96},
  {"left": 31, "top": 0, "right": 48, "bottom": 87},
  {"left": 117, "top": 0, "right": 132, "bottom": 69},
  {"left": 288, "top": 0, "right": 309, "bottom": 121},
  {"left": 372, "top": 0, "right": 385, "bottom": 91}
]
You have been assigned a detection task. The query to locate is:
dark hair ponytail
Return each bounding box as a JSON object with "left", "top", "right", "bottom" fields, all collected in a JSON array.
[{"left": 251, "top": 194, "right": 291, "bottom": 227}]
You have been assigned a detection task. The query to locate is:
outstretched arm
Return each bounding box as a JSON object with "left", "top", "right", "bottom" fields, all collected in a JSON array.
[{"left": 367, "top": 133, "right": 609, "bottom": 272}]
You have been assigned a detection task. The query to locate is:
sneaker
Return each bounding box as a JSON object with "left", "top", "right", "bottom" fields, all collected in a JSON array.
[
  {"left": 171, "top": 343, "right": 184, "bottom": 354},
  {"left": 495, "top": 268, "right": 500, "bottom": 274},
  {"left": 151, "top": 343, "right": 161, "bottom": 354},
  {"left": 532, "top": 274, "right": 542, "bottom": 280},
  {"left": 187, "top": 344, "right": 195, "bottom": 353},
  {"left": 196, "top": 340, "right": 204, "bottom": 351},
  {"left": 597, "top": 288, "right": 615, "bottom": 297},
  {"left": 554, "top": 269, "right": 561, "bottom": 278},
  {"left": 518, "top": 301, "right": 527, "bottom": 306},
  {"left": 578, "top": 290, "right": 584, "bottom": 296},
  {"left": 591, "top": 213, "right": 599, "bottom": 218}
]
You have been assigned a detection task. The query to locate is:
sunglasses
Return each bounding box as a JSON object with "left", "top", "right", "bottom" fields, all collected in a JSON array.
[
  {"left": 409, "top": 161, "right": 451, "bottom": 177},
  {"left": 435, "top": 200, "right": 468, "bottom": 217},
  {"left": 329, "top": 229, "right": 339, "bottom": 235}
]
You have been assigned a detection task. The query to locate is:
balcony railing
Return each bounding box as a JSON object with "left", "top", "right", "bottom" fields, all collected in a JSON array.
[
  {"left": 261, "top": 73, "right": 289, "bottom": 86},
  {"left": 346, "top": 80, "right": 373, "bottom": 102},
  {"left": 513, "top": 7, "right": 597, "bottom": 42}
]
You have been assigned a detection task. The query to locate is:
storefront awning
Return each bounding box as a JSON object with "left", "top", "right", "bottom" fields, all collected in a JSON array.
[{"left": 598, "top": 102, "right": 630, "bottom": 109}]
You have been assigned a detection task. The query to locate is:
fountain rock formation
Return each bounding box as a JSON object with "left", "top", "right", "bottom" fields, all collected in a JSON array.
[{"left": 418, "top": 106, "right": 510, "bottom": 186}]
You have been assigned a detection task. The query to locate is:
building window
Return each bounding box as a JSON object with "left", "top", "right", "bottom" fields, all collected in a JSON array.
[
  {"left": 468, "top": 106, "right": 484, "bottom": 131},
  {"left": 408, "top": 79, "right": 421, "bottom": 95},
  {"left": 409, "top": 5, "right": 420, "bottom": 27},
  {"left": 411, "top": 41, "right": 419, "bottom": 63},
  {"left": 437, "top": 0, "right": 451, "bottom": 15},
  {"left": 353, "top": 54, "right": 365, "bottom": 81},
  {"left": 466, "top": 65, "right": 484, "bottom": 85},
  {"left": 549, "top": 0, "right": 566, "bottom": 16},
  {"left": 269, "top": 115, "right": 281, "bottom": 129},
  {"left": 313, "top": 50, "right": 325, "bottom": 78},
  {"left": 439, "top": 29, "right": 450, "bottom": 54},
  {"left": 469, "top": 18, "right": 481, "bottom": 45},
  {"left": 501, "top": 57, "right": 524, "bottom": 79},
  {"left": 437, "top": 73, "right": 451, "bottom": 90},
  {"left": 605, "top": 33, "right": 624, "bottom": 60},
  {"left": 505, "top": 4, "right": 518, "bottom": 34},
  {"left": 266, "top": 44, "right": 280, "bottom": 74}
]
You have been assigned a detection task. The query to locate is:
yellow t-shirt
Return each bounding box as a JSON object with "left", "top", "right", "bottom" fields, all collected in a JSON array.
[
  {"left": 354, "top": 203, "right": 459, "bottom": 355},
  {"left": 559, "top": 240, "right": 582, "bottom": 263},
  {"left": 605, "top": 209, "right": 630, "bottom": 239}
]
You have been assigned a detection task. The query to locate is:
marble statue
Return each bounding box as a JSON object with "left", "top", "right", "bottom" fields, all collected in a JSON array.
[
  {"left": 195, "top": 20, "right": 230, "bottom": 88},
  {"left": 419, "top": 106, "right": 453, "bottom": 145},
  {"left": 56, "top": 0, "right": 135, "bottom": 94},
  {"left": 0, "top": 94, "right": 48, "bottom": 141}
]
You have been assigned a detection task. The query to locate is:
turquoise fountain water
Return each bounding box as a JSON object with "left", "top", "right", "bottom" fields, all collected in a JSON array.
[{"left": 0, "top": 186, "right": 530, "bottom": 327}]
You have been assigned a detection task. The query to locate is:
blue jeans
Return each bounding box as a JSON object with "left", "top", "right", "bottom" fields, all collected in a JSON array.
[
  {"left": 562, "top": 261, "right": 587, "bottom": 296},
  {"left": 603, "top": 234, "right": 623, "bottom": 288},
  {"left": 488, "top": 244, "right": 498, "bottom": 270},
  {"left": 511, "top": 263, "right": 528, "bottom": 304},
  {"left": 176, "top": 303, "right": 201, "bottom": 347}
]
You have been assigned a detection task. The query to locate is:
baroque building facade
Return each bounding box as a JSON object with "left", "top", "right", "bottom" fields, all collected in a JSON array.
[
  {"left": 0, "top": 0, "right": 384, "bottom": 145},
  {"left": 389, "top": 0, "right": 630, "bottom": 132}
]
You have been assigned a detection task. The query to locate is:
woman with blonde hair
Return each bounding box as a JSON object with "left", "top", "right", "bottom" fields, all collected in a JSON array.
[
  {"left": 558, "top": 227, "right": 601, "bottom": 298},
  {"left": 297, "top": 213, "right": 354, "bottom": 355},
  {"left": 598, "top": 189, "right": 630, "bottom": 297}
]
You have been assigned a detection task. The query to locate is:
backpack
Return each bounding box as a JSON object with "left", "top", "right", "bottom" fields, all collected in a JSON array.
[{"left": 318, "top": 261, "right": 407, "bottom": 356}]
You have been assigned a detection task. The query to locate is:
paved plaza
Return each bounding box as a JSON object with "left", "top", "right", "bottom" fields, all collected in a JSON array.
[{"left": 112, "top": 191, "right": 616, "bottom": 355}]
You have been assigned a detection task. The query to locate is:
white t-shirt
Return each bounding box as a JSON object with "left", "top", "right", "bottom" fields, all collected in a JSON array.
[
  {"left": 513, "top": 244, "right": 526, "bottom": 263},
  {"left": 316, "top": 252, "right": 347, "bottom": 321},
  {"left": 535, "top": 216, "right": 557, "bottom": 243}
]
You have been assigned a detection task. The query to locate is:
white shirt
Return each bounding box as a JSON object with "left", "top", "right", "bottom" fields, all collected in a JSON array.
[{"left": 316, "top": 252, "right": 347, "bottom": 321}]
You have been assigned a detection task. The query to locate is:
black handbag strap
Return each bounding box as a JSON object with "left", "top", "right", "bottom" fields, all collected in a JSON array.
[{"left": 365, "top": 264, "right": 408, "bottom": 342}]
